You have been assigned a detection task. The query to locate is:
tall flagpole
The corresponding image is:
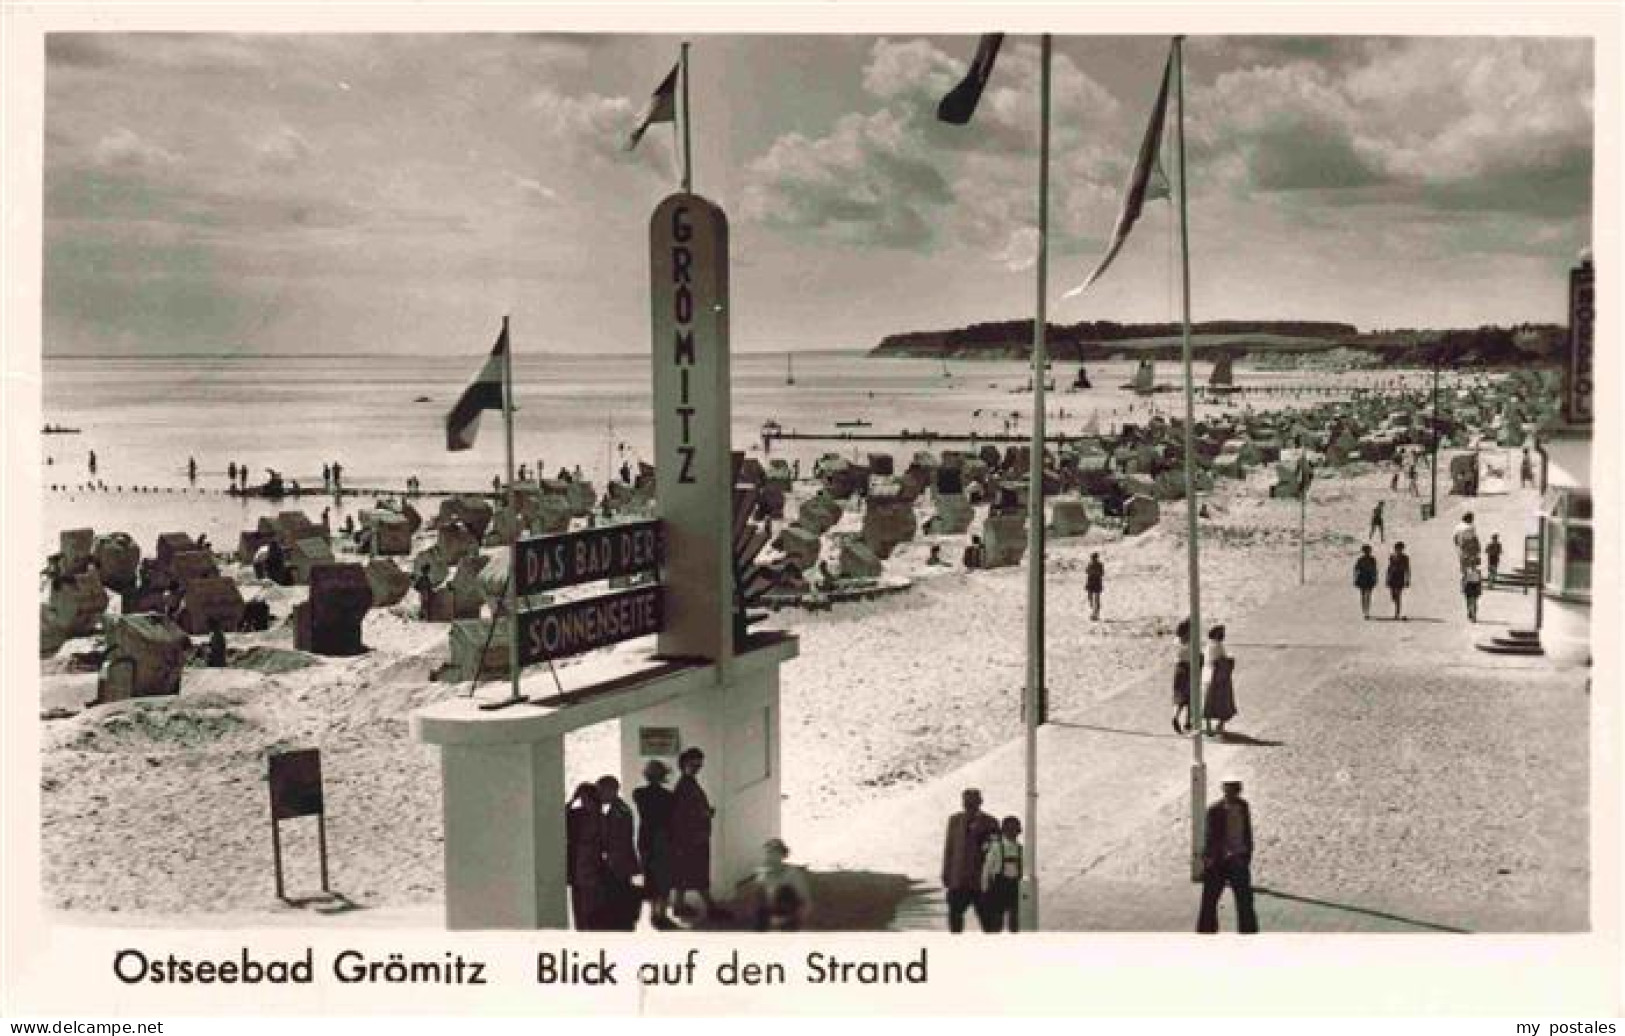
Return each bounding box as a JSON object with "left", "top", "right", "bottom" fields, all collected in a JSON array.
[
  {"left": 1022, "top": 31, "right": 1051, "bottom": 933},
  {"left": 1173, "top": 36, "right": 1207, "bottom": 881},
  {"left": 680, "top": 42, "right": 693, "bottom": 193},
  {"left": 501, "top": 315, "right": 523, "bottom": 705}
]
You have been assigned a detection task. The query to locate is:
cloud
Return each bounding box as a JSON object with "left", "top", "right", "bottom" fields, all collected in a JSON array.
[
  {"left": 746, "top": 37, "right": 1124, "bottom": 255},
  {"left": 1191, "top": 38, "right": 1591, "bottom": 214},
  {"left": 92, "top": 128, "right": 180, "bottom": 170},
  {"left": 529, "top": 87, "right": 668, "bottom": 172},
  {"left": 512, "top": 175, "right": 559, "bottom": 203},
  {"left": 253, "top": 127, "right": 313, "bottom": 172},
  {"left": 744, "top": 108, "right": 951, "bottom": 248}
]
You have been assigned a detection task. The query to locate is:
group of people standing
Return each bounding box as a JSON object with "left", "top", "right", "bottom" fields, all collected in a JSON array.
[
  {"left": 941, "top": 788, "right": 1026, "bottom": 933},
  {"left": 1171, "top": 618, "right": 1238, "bottom": 737},
  {"left": 1352, "top": 510, "right": 1501, "bottom": 623},
  {"left": 564, "top": 747, "right": 810, "bottom": 932},
  {"left": 567, "top": 749, "right": 718, "bottom": 930}
]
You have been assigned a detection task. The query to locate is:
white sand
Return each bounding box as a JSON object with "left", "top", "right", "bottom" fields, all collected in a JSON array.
[{"left": 37, "top": 457, "right": 1419, "bottom": 918}]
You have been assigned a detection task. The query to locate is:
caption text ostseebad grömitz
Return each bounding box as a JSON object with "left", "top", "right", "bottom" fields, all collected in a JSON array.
[{"left": 110, "top": 947, "right": 932, "bottom": 987}]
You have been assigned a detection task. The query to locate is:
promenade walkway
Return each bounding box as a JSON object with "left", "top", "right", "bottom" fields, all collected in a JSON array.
[{"left": 797, "top": 485, "right": 1590, "bottom": 933}]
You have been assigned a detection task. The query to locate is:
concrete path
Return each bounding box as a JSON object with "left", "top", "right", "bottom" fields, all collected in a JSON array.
[{"left": 795, "top": 486, "right": 1589, "bottom": 933}]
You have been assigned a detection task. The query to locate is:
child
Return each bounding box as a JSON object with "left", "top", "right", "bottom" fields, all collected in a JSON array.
[
  {"left": 980, "top": 816, "right": 1025, "bottom": 933},
  {"left": 1462, "top": 563, "right": 1484, "bottom": 622},
  {"left": 1486, "top": 534, "right": 1503, "bottom": 582}
]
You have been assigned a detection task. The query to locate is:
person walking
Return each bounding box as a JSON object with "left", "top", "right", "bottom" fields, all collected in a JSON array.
[
  {"left": 413, "top": 563, "right": 435, "bottom": 620},
  {"left": 1406, "top": 461, "right": 1420, "bottom": 496},
  {"left": 1368, "top": 500, "right": 1386, "bottom": 543},
  {"left": 670, "top": 747, "right": 727, "bottom": 922},
  {"left": 1197, "top": 780, "right": 1259, "bottom": 934},
  {"left": 1520, "top": 448, "right": 1534, "bottom": 488},
  {"left": 1461, "top": 562, "right": 1484, "bottom": 623},
  {"left": 1353, "top": 544, "right": 1379, "bottom": 619},
  {"left": 751, "top": 837, "right": 813, "bottom": 931},
  {"left": 1172, "top": 618, "right": 1200, "bottom": 734},
  {"left": 979, "top": 816, "right": 1025, "bottom": 932},
  {"left": 633, "top": 759, "right": 677, "bottom": 930},
  {"left": 187, "top": 456, "right": 197, "bottom": 484},
  {"left": 228, "top": 461, "right": 238, "bottom": 484},
  {"left": 88, "top": 450, "right": 98, "bottom": 476},
  {"left": 206, "top": 618, "right": 228, "bottom": 668},
  {"left": 1202, "top": 625, "right": 1237, "bottom": 737},
  {"left": 1386, "top": 542, "right": 1412, "bottom": 620},
  {"left": 565, "top": 783, "right": 604, "bottom": 930},
  {"left": 1085, "top": 553, "right": 1105, "bottom": 621},
  {"left": 1452, "top": 512, "right": 1482, "bottom": 574},
  {"left": 1486, "top": 533, "right": 1503, "bottom": 582},
  {"left": 596, "top": 775, "right": 641, "bottom": 931},
  {"left": 941, "top": 787, "right": 999, "bottom": 933}
]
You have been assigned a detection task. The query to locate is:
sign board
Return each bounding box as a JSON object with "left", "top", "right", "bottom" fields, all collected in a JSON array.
[
  {"left": 638, "top": 726, "right": 682, "bottom": 757},
  {"left": 268, "top": 748, "right": 325, "bottom": 820},
  {"left": 518, "top": 585, "right": 664, "bottom": 665},
  {"left": 1565, "top": 259, "right": 1594, "bottom": 425},
  {"left": 515, "top": 520, "right": 664, "bottom": 597},
  {"left": 650, "top": 193, "right": 733, "bottom": 662}
]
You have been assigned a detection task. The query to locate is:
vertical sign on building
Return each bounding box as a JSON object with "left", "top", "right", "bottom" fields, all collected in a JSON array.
[
  {"left": 650, "top": 193, "right": 732, "bottom": 661},
  {"left": 1565, "top": 256, "right": 1594, "bottom": 425}
]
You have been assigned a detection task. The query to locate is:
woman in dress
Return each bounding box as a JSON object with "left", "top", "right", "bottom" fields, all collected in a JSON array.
[
  {"left": 669, "top": 747, "right": 727, "bottom": 921},
  {"left": 1387, "top": 542, "right": 1412, "bottom": 620},
  {"left": 1353, "top": 544, "right": 1379, "bottom": 620},
  {"left": 633, "top": 759, "right": 676, "bottom": 930},
  {"left": 1202, "top": 625, "right": 1237, "bottom": 737}
]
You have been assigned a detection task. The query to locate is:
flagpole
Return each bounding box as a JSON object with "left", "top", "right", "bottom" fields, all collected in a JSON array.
[
  {"left": 1021, "top": 31, "right": 1051, "bottom": 934},
  {"left": 1172, "top": 36, "right": 1207, "bottom": 881},
  {"left": 501, "top": 314, "right": 523, "bottom": 706},
  {"left": 680, "top": 42, "right": 693, "bottom": 193}
]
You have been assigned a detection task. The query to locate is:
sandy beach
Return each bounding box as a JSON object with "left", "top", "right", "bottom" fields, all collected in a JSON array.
[{"left": 36, "top": 429, "right": 1546, "bottom": 924}]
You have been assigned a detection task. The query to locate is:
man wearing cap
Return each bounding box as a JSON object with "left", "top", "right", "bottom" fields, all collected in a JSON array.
[
  {"left": 941, "top": 788, "right": 1000, "bottom": 933},
  {"left": 1197, "top": 780, "right": 1259, "bottom": 933},
  {"left": 596, "top": 775, "right": 641, "bottom": 931}
]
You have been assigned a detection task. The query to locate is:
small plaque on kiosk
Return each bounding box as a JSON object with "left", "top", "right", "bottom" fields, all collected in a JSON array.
[{"left": 639, "top": 726, "right": 681, "bottom": 757}]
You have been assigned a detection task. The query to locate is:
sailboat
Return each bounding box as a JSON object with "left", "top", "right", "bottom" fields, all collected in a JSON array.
[
  {"left": 1121, "top": 357, "right": 1156, "bottom": 394},
  {"left": 786, "top": 353, "right": 795, "bottom": 386},
  {"left": 1071, "top": 365, "right": 1092, "bottom": 390},
  {"left": 942, "top": 358, "right": 952, "bottom": 379}
]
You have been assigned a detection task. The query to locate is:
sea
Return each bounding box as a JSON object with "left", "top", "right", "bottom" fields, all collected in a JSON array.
[{"left": 37, "top": 350, "right": 1443, "bottom": 556}]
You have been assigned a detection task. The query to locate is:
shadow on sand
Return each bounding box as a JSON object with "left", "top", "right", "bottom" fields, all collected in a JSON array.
[
  {"left": 1253, "top": 886, "right": 1468, "bottom": 933},
  {"left": 692, "top": 870, "right": 930, "bottom": 932}
]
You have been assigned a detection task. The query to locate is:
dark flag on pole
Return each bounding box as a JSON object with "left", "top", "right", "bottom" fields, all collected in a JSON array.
[
  {"left": 445, "top": 324, "right": 508, "bottom": 452},
  {"left": 936, "top": 33, "right": 1005, "bottom": 125},
  {"left": 1064, "top": 46, "right": 1175, "bottom": 298},
  {"left": 626, "top": 62, "right": 680, "bottom": 150}
]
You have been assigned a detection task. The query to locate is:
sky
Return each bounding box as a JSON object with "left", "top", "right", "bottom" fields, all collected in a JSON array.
[{"left": 41, "top": 32, "right": 1594, "bottom": 357}]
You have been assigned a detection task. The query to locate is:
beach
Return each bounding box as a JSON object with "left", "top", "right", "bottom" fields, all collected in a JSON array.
[{"left": 34, "top": 355, "right": 1555, "bottom": 926}]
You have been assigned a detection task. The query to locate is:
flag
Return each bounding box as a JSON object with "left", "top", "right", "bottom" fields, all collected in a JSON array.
[
  {"left": 936, "top": 33, "right": 1004, "bottom": 125},
  {"left": 1063, "top": 47, "right": 1175, "bottom": 299},
  {"left": 445, "top": 324, "right": 508, "bottom": 452},
  {"left": 626, "top": 62, "right": 679, "bottom": 151}
]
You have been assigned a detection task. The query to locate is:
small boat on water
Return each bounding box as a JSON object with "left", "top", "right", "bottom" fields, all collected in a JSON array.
[
  {"left": 413, "top": 395, "right": 432, "bottom": 403},
  {"left": 834, "top": 419, "right": 872, "bottom": 428},
  {"left": 42, "top": 424, "right": 82, "bottom": 434}
]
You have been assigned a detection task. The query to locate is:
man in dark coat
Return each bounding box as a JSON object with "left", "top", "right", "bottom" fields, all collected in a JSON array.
[
  {"left": 1196, "top": 780, "right": 1259, "bottom": 934},
  {"left": 596, "top": 775, "right": 641, "bottom": 931},
  {"left": 670, "top": 747, "right": 726, "bottom": 921},
  {"left": 565, "top": 783, "right": 603, "bottom": 930},
  {"left": 941, "top": 787, "right": 1000, "bottom": 933},
  {"left": 633, "top": 759, "right": 677, "bottom": 930}
]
